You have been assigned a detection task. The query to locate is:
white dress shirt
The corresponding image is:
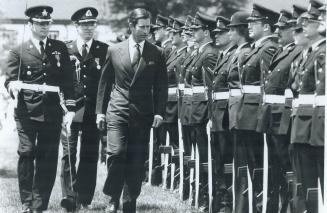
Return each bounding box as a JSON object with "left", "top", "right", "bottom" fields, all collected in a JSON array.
[
  {"left": 76, "top": 37, "right": 93, "bottom": 56},
  {"left": 128, "top": 36, "right": 145, "bottom": 63},
  {"left": 30, "top": 36, "right": 47, "bottom": 54}
]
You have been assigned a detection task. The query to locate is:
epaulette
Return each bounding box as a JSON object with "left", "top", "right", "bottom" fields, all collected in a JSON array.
[{"left": 64, "top": 40, "right": 73, "bottom": 44}]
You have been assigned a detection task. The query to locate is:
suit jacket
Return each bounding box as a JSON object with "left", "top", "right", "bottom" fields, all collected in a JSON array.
[
  {"left": 236, "top": 36, "right": 278, "bottom": 130},
  {"left": 4, "top": 38, "right": 75, "bottom": 122},
  {"left": 210, "top": 45, "right": 237, "bottom": 132},
  {"left": 96, "top": 39, "right": 168, "bottom": 126},
  {"left": 256, "top": 44, "right": 302, "bottom": 134},
  {"left": 65, "top": 40, "right": 108, "bottom": 122}
]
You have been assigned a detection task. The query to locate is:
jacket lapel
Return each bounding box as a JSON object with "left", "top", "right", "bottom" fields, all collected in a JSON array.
[
  {"left": 272, "top": 44, "right": 295, "bottom": 66},
  {"left": 118, "top": 40, "right": 133, "bottom": 75},
  {"left": 131, "top": 41, "right": 151, "bottom": 85},
  {"left": 25, "top": 39, "right": 42, "bottom": 60}
]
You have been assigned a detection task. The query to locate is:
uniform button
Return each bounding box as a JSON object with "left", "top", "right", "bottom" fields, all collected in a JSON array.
[
  {"left": 265, "top": 80, "right": 268, "bottom": 84},
  {"left": 83, "top": 65, "right": 86, "bottom": 68},
  {"left": 43, "top": 63, "right": 46, "bottom": 66},
  {"left": 317, "top": 80, "right": 320, "bottom": 84},
  {"left": 299, "top": 82, "right": 302, "bottom": 85},
  {"left": 277, "top": 69, "right": 280, "bottom": 72},
  {"left": 268, "top": 70, "right": 271, "bottom": 74},
  {"left": 84, "top": 95, "right": 87, "bottom": 98},
  {"left": 83, "top": 85, "right": 86, "bottom": 88},
  {"left": 43, "top": 73, "right": 46, "bottom": 76},
  {"left": 319, "top": 68, "right": 323, "bottom": 73},
  {"left": 27, "top": 66, "right": 31, "bottom": 69},
  {"left": 83, "top": 75, "right": 87, "bottom": 78}
]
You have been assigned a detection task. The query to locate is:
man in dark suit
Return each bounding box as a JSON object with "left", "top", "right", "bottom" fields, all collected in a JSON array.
[
  {"left": 3, "top": 5, "right": 75, "bottom": 213},
  {"left": 96, "top": 8, "right": 168, "bottom": 213},
  {"left": 59, "top": 7, "right": 109, "bottom": 212},
  {"left": 234, "top": 3, "right": 279, "bottom": 212}
]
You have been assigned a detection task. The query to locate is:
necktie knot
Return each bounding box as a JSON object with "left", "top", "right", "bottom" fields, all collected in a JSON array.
[
  {"left": 82, "top": 43, "right": 88, "bottom": 59},
  {"left": 39, "top": 40, "right": 45, "bottom": 56}
]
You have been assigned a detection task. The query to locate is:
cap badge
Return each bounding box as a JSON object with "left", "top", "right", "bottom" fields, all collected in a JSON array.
[
  {"left": 86, "top": 10, "right": 93, "bottom": 17},
  {"left": 42, "top": 9, "right": 48, "bottom": 17}
]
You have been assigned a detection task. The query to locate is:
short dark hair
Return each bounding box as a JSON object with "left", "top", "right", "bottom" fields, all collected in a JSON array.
[{"left": 128, "top": 8, "right": 151, "bottom": 27}]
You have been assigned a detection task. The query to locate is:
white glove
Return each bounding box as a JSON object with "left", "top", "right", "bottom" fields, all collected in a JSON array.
[
  {"left": 152, "top": 115, "right": 163, "bottom": 128},
  {"left": 63, "top": 111, "right": 75, "bottom": 133},
  {"left": 70, "top": 55, "right": 81, "bottom": 67},
  {"left": 96, "top": 114, "right": 106, "bottom": 131}
]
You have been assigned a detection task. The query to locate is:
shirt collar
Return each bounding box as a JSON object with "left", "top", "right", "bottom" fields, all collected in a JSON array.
[
  {"left": 30, "top": 36, "right": 47, "bottom": 49},
  {"left": 254, "top": 35, "right": 275, "bottom": 48},
  {"left": 283, "top": 42, "right": 294, "bottom": 51},
  {"left": 222, "top": 45, "right": 236, "bottom": 56},
  {"left": 311, "top": 38, "right": 326, "bottom": 51},
  {"left": 235, "top": 42, "right": 249, "bottom": 54},
  {"left": 77, "top": 36, "right": 93, "bottom": 50},
  {"left": 129, "top": 36, "right": 145, "bottom": 52},
  {"left": 199, "top": 41, "right": 212, "bottom": 53},
  {"left": 162, "top": 39, "right": 172, "bottom": 48},
  {"left": 177, "top": 46, "right": 188, "bottom": 54}
]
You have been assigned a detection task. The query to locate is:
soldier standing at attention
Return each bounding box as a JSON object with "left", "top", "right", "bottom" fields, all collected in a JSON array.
[
  {"left": 256, "top": 9, "right": 303, "bottom": 212},
  {"left": 4, "top": 5, "right": 75, "bottom": 213},
  {"left": 60, "top": 7, "right": 109, "bottom": 212},
  {"left": 290, "top": 1, "right": 325, "bottom": 212},
  {"left": 234, "top": 3, "right": 279, "bottom": 212},
  {"left": 153, "top": 15, "right": 173, "bottom": 56},
  {"left": 209, "top": 15, "right": 237, "bottom": 213}
]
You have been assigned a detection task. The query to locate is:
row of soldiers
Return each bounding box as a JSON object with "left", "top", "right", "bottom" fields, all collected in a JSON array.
[{"left": 149, "top": 0, "right": 326, "bottom": 213}]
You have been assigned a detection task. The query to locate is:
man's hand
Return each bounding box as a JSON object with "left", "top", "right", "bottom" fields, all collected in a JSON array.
[
  {"left": 63, "top": 111, "right": 75, "bottom": 134},
  {"left": 96, "top": 114, "right": 106, "bottom": 131},
  {"left": 152, "top": 115, "right": 163, "bottom": 128}
]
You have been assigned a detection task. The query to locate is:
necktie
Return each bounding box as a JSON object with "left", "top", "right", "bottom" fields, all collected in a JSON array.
[
  {"left": 82, "top": 43, "right": 88, "bottom": 59},
  {"left": 132, "top": 43, "right": 141, "bottom": 71},
  {"left": 39, "top": 40, "right": 45, "bottom": 57}
]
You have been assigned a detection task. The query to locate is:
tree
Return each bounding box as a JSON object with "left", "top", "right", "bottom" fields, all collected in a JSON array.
[{"left": 97, "top": 0, "right": 249, "bottom": 31}]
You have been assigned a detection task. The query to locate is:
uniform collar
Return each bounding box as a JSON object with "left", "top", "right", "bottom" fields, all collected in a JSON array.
[
  {"left": 311, "top": 38, "right": 326, "bottom": 51},
  {"left": 177, "top": 46, "right": 188, "bottom": 54},
  {"left": 235, "top": 42, "right": 249, "bottom": 54},
  {"left": 30, "top": 36, "right": 47, "bottom": 49},
  {"left": 282, "top": 42, "right": 294, "bottom": 51},
  {"left": 254, "top": 35, "right": 275, "bottom": 48},
  {"left": 162, "top": 38, "right": 172, "bottom": 48},
  {"left": 199, "top": 41, "right": 212, "bottom": 53},
  {"left": 76, "top": 36, "right": 93, "bottom": 50}
]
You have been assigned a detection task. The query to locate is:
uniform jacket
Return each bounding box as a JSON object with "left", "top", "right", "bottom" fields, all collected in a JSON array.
[
  {"left": 257, "top": 44, "right": 303, "bottom": 134},
  {"left": 164, "top": 46, "right": 188, "bottom": 123},
  {"left": 4, "top": 38, "right": 75, "bottom": 122},
  {"left": 65, "top": 39, "right": 108, "bottom": 122},
  {"left": 291, "top": 39, "right": 326, "bottom": 145},
  {"left": 210, "top": 45, "right": 237, "bottom": 132},
  {"left": 188, "top": 42, "right": 218, "bottom": 124},
  {"left": 96, "top": 39, "right": 168, "bottom": 126},
  {"left": 236, "top": 36, "right": 278, "bottom": 130},
  {"left": 227, "top": 43, "right": 251, "bottom": 130}
]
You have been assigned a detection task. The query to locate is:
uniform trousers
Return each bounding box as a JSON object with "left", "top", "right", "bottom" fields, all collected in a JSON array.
[
  {"left": 103, "top": 121, "right": 151, "bottom": 213},
  {"left": 16, "top": 118, "right": 61, "bottom": 211},
  {"left": 60, "top": 120, "right": 100, "bottom": 205},
  {"left": 233, "top": 129, "right": 263, "bottom": 213}
]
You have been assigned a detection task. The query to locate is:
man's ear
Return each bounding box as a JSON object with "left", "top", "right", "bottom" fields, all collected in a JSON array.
[
  {"left": 204, "top": 29, "right": 210, "bottom": 37},
  {"left": 263, "top": 23, "right": 271, "bottom": 32}
]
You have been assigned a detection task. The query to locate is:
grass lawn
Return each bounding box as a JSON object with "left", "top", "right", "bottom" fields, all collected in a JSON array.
[{"left": 0, "top": 119, "right": 197, "bottom": 213}]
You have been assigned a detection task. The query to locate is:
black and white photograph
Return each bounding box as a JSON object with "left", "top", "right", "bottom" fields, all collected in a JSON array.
[{"left": 0, "top": 0, "right": 325, "bottom": 212}]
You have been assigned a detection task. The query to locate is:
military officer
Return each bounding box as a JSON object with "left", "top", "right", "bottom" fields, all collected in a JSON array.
[
  {"left": 209, "top": 15, "right": 237, "bottom": 212},
  {"left": 256, "top": 9, "right": 303, "bottom": 213},
  {"left": 290, "top": 1, "right": 325, "bottom": 212},
  {"left": 225, "top": 11, "right": 252, "bottom": 213},
  {"left": 4, "top": 5, "right": 75, "bottom": 213},
  {"left": 153, "top": 15, "right": 173, "bottom": 56},
  {"left": 234, "top": 3, "right": 279, "bottom": 212},
  {"left": 59, "top": 7, "right": 109, "bottom": 211}
]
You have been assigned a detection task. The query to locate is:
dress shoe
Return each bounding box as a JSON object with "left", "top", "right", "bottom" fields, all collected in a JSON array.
[
  {"left": 21, "top": 203, "right": 32, "bottom": 213},
  {"left": 105, "top": 199, "right": 119, "bottom": 213},
  {"left": 60, "top": 197, "right": 76, "bottom": 212}
]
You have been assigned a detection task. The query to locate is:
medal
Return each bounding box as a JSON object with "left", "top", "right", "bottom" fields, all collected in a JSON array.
[
  {"left": 52, "top": 51, "right": 61, "bottom": 67},
  {"left": 95, "top": 58, "right": 101, "bottom": 70}
]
